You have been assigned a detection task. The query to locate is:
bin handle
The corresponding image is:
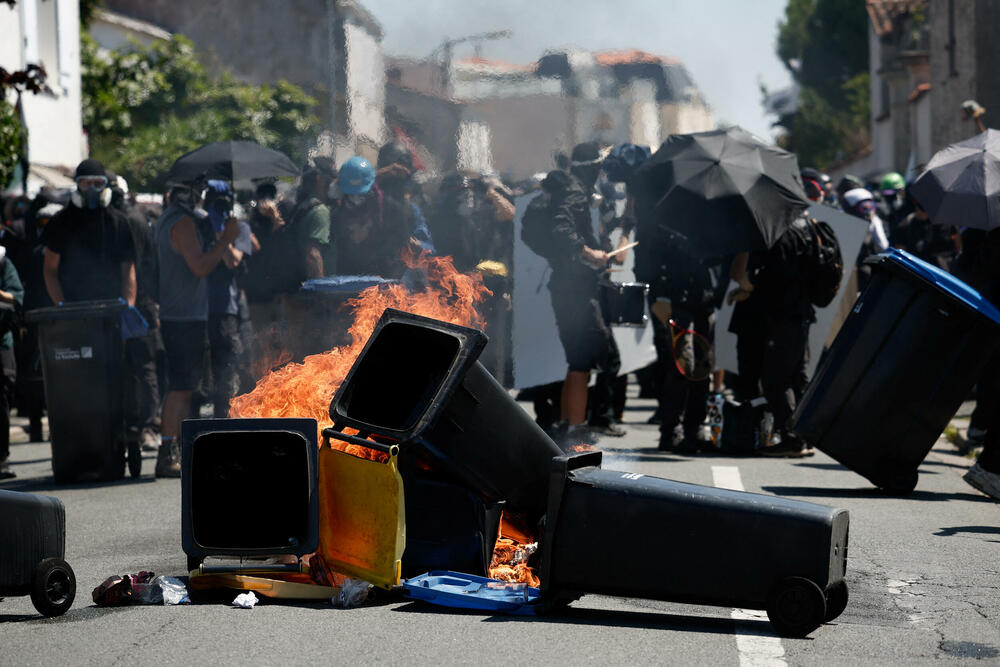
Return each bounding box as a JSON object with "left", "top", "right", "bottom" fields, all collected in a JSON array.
[{"left": 322, "top": 428, "right": 399, "bottom": 456}]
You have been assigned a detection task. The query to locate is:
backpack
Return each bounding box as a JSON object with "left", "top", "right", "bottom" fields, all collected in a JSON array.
[
  {"left": 520, "top": 192, "right": 556, "bottom": 260},
  {"left": 803, "top": 217, "right": 843, "bottom": 308}
]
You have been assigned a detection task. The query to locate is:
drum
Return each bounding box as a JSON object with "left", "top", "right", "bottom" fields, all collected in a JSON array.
[{"left": 599, "top": 282, "right": 649, "bottom": 327}]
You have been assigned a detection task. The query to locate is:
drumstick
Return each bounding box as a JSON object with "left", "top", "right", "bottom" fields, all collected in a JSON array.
[{"left": 607, "top": 241, "right": 638, "bottom": 258}]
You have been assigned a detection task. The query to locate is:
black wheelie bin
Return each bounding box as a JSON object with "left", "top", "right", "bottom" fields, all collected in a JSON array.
[
  {"left": 27, "top": 299, "right": 136, "bottom": 483},
  {"left": 538, "top": 453, "right": 850, "bottom": 638},
  {"left": 790, "top": 248, "right": 1000, "bottom": 494},
  {"left": 0, "top": 489, "right": 76, "bottom": 616}
]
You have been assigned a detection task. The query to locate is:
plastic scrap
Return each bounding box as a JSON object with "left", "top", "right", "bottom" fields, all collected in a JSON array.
[
  {"left": 158, "top": 577, "right": 190, "bottom": 605},
  {"left": 92, "top": 572, "right": 190, "bottom": 606},
  {"left": 403, "top": 571, "right": 540, "bottom": 615},
  {"left": 331, "top": 578, "right": 372, "bottom": 608},
  {"left": 232, "top": 591, "right": 259, "bottom": 609}
]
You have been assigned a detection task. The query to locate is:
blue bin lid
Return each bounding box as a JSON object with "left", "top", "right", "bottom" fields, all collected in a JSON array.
[
  {"left": 299, "top": 275, "right": 396, "bottom": 294},
  {"left": 403, "top": 571, "right": 540, "bottom": 615},
  {"left": 878, "top": 248, "right": 1000, "bottom": 326}
]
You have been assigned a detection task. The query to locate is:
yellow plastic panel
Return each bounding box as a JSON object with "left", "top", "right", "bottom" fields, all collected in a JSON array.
[
  {"left": 188, "top": 572, "right": 339, "bottom": 600},
  {"left": 318, "top": 442, "right": 405, "bottom": 589}
]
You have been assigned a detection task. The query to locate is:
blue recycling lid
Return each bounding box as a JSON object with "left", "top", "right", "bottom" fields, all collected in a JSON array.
[
  {"left": 878, "top": 248, "right": 1000, "bottom": 326},
  {"left": 299, "top": 275, "right": 396, "bottom": 293},
  {"left": 403, "top": 571, "right": 540, "bottom": 615}
]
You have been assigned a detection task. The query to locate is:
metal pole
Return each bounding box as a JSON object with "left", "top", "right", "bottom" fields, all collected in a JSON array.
[{"left": 326, "top": 0, "right": 337, "bottom": 138}]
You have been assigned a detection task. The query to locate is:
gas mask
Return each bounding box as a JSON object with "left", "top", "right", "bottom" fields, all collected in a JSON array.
[{"left": 72, "top": 176, "right": 111, "bottom": 210}]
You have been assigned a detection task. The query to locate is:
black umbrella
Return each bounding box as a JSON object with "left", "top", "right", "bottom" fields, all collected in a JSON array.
[
  {"left": 164, "top": 140, "right": 300, "bottom": 187},
  {"left": 634, "top": 127, "right": 809, "bottom": 258},
  {"left": 910, "top": 129, "right": 1000, "bottom": 230}
]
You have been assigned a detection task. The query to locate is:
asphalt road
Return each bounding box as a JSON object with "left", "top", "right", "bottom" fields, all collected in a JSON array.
[{"left": 2, "top": 396, "right": 999, "bottom": 665}]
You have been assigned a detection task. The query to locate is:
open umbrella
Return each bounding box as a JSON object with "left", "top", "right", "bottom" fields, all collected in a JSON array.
[
  {"left": 634, "top": 127, "right": 809, "bottom": 258},
  {"left": 164, "top": 140, "right": 300, "bottom": 187},
  {"left": 910, "top": 129, "right": 1000, "bottom": 230}
]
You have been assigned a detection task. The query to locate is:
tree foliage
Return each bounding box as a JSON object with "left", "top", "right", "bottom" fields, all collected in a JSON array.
[
  {"left": 773, "top": 0, "right": 871, "bottom": 168},
  {"left": 82, "top": 33, "right": 322, "bottom": 190},
  {"left": 0, "top": 101, "right": 24, "bottom": 189}
]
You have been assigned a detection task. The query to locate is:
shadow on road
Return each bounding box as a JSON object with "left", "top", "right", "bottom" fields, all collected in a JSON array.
[
  {"left": 934, "top": 525, "right": 1000, "bottom": 540},
  {"left": 392, "top": 600, "right": 785, "bottom": 638},
  {"left": 761, "top": 485, "right": 994, "bottom": 503},
  {"left": 0, "top": 476, "right": 157, "bottom": 494}
]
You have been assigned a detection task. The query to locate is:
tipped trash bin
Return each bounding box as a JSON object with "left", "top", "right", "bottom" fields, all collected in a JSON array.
[
  {"left": 181, "top": 418, "right": 319, "bottom": 571},
  {"left": 27, "top": 300, "right": 130, "bottom": 483},
  {"left": 329, "top": 309, "right": 563, "bottom": 523},
  {"left": 538, "top": 453, "right": 850, "bottom": 637},
  {"left": 790, "top": 248, "right": 1000, "bottom": 494}
]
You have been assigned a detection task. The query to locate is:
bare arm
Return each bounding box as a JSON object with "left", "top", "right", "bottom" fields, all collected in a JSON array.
[
  {"left": 170, "top": 216, "right": 238, "bottom": 278},
  {"left": 221, "top": 243, "right": 244, "bottom": 271},
  {"left": 304, "top": 242, "right": 324, "bottom": 280},
  {"left": 486, "top": 188, "right": 515, "bottom": 222},
  {"left": 121, "top": 261, "right": 137, "bottom": 306},
  {"left": 43, "top": 250, "right": 65, "bottom": 304},
  {"left": 0, "top": 290, "right": 15, "bottom": 305}
]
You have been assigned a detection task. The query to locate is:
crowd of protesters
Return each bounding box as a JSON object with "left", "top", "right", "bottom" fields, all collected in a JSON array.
[{"left": 1, "top": 134, "right": 998, "bottom": 501}]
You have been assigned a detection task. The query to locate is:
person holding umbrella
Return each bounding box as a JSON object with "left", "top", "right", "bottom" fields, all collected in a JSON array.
[
  {"left": 911, "top": 129, "right": 1000, "bottom": 500},
  {"left": 633, "top": 127, "right": 815, "bottom": 456}
]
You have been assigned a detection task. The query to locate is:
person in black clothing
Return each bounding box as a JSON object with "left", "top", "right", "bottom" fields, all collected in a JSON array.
[
  {"left": 542, "top": 142, "right": 618, "bottom": 444},
  {"left": 891, "top": 193, "right": 957, "bottom": 271},
  {"left": 955, "top": 228, "right": 1000, "bottom": 500},
  {"left": 728, "top": 215, "right": 817, "bottom": 457},
  {"left": 432, "top": 173, "right": 515, "bottom": 272},
  {"left": 110, "top": 175, "right": 162, "bottom": 453},
  {"left": 42, "top": 159, "right": 136, "bottom": 306}
]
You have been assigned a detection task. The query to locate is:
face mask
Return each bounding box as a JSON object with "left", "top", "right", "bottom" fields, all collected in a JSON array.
[
  {"left": 342, "top": 193, "right": 369, "bottom": 210},
  {"left": 208, "top": 208, "right": 227, "bottom": 233},
  {"left": 71, "top": 186, "right": 111, "bottom": 210}
]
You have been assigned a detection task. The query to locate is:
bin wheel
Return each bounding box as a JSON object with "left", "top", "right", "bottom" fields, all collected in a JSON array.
[
  {"left": 766, "top": 576, "right": 826, "bottom": 638},
  {"left": 127, "top": 441, "right": 142, "bottom": 478},
  {"left": 824, "top": 581, "right": 848, "bottom": 622},
  {"left": 30, "top": 558, "right": 76, "bottom": 617},
  {"left": 187, "top": 556, "right": 202, "bottom": 573}
]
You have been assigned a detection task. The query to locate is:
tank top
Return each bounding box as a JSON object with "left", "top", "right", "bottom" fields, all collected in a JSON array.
[{"left": 156, "top": 203, "right": 208, "bottom": 321}]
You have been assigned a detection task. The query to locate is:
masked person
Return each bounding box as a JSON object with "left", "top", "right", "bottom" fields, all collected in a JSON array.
[
  {"left": 841, "top": 188, "right": 889, "bottom": 292},
  {"left": 332, "top": 156, "right": 412, "bottom": 278},
  {"left": 536, "top": 142, "right": 619, "bottom": 444},
  {"left": 376, "top": 141, "right": 435, "bottom": 256},
  {"left": 432, "top": 173, "right": 514, "bottom": 273},
  {"left": 154, "top": 181, "right": 241, "bottom": 478},
  {"left": 42, "top": 159, "right": 137, "bottom": 306},
  {"left": 199, "top": 181, "right": 253, "bottom": 418}
]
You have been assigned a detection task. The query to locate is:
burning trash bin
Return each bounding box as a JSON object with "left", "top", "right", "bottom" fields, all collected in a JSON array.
[
  {"left": 27, "top": 300, "right": 134, "bottom": 483},
  {"left": 537, "top": 453, "right": 849, "bottom": 637},
  {"left": 790, "top": 248, "right": 1000, "bottom": 494},
  {"left": 328, "top": 309, "right": 563, "bottom": 526}
]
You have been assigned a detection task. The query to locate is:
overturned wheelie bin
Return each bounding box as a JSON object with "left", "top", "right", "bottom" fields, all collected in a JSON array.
[
  {"left": 0, "top": 489, "right": 76, "bottom": 616},
  {"left": 537, "top": 453, "right": 849, "bottom": 637},
  {"left": 791, "top": 248, "right": 1000, "bottom": 494}
]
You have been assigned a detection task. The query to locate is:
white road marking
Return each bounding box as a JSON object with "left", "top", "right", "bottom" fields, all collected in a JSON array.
[{"left": 712, "top": 466, "right": 788, "bottom": 667}]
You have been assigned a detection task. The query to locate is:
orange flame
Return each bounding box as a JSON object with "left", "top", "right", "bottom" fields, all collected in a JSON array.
[
  {"left": 229, "top": 251, "right": 491, "bottom": 445},
  {"left": 489, "top": 513, "right": 541, "bottom": 587},
  {"left": 567, "top": 443, "right": 596, "bottom": 453}
]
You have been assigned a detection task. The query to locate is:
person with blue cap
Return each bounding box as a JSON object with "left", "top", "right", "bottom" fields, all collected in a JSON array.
[{"left": 331, "top": 155, "right": 413, "bottom": 278}]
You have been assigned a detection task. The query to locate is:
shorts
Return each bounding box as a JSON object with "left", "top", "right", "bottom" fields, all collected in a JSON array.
[
  {"left": 161, "top": 320, "right": 207, "bottom": 392},
  {"left": 549, "top": 283, "right": 614, "bottom": 373}
]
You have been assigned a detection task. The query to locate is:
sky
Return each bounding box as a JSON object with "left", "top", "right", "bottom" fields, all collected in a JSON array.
[{"left": 362, "top": 0, "right": 793, "bottom": 140}]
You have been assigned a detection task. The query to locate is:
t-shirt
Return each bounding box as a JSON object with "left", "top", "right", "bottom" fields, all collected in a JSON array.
[
  {"left": 294, "top": 199, "right": 336, "bottom": 278},
  {"left": 42, "top": 204, "right": 135, "bottom": 303}
]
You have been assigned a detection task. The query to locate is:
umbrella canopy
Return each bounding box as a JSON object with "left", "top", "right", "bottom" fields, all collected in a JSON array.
[
  {"left": 164, "top": 140, "right": 300, "bottom": 187},
  {"left": 634, "top": 127, "right": 810, "bottom": 259},
  {"left": 910, "top": 129, "right": 1000, "bottom": 230}
]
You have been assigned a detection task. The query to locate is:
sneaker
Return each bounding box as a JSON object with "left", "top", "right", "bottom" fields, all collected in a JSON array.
[
  {"left": 0, "top": 457, "right": 15, "bottom": 480},
  {"left": 155, "top": 440, "right": 181, "bottom": 478},
  {"left": 658, "top": 427, "right": 685, "bottom": 452},
  {"left": 589, "top": 423, "right": 627, "bottom": 438},
  {"left": 140, "top": 429, "right": 161, "bottom": 453},
  {"left": 758, "top": 441, "right": 815, "bottom": 458},
  {"left": 963, "top": 463, "right": 1000, "bottom": 501}
]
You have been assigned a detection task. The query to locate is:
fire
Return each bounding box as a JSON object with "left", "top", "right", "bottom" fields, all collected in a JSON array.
[
  {"left": 567, "top": 443, "right": 596, "bottom": 453},
  {"left": 489, "top": 513, "right": 541, "bottom": 587},
  {"left": 229, "top": 250, "right": 491, "bottom": 445}
]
